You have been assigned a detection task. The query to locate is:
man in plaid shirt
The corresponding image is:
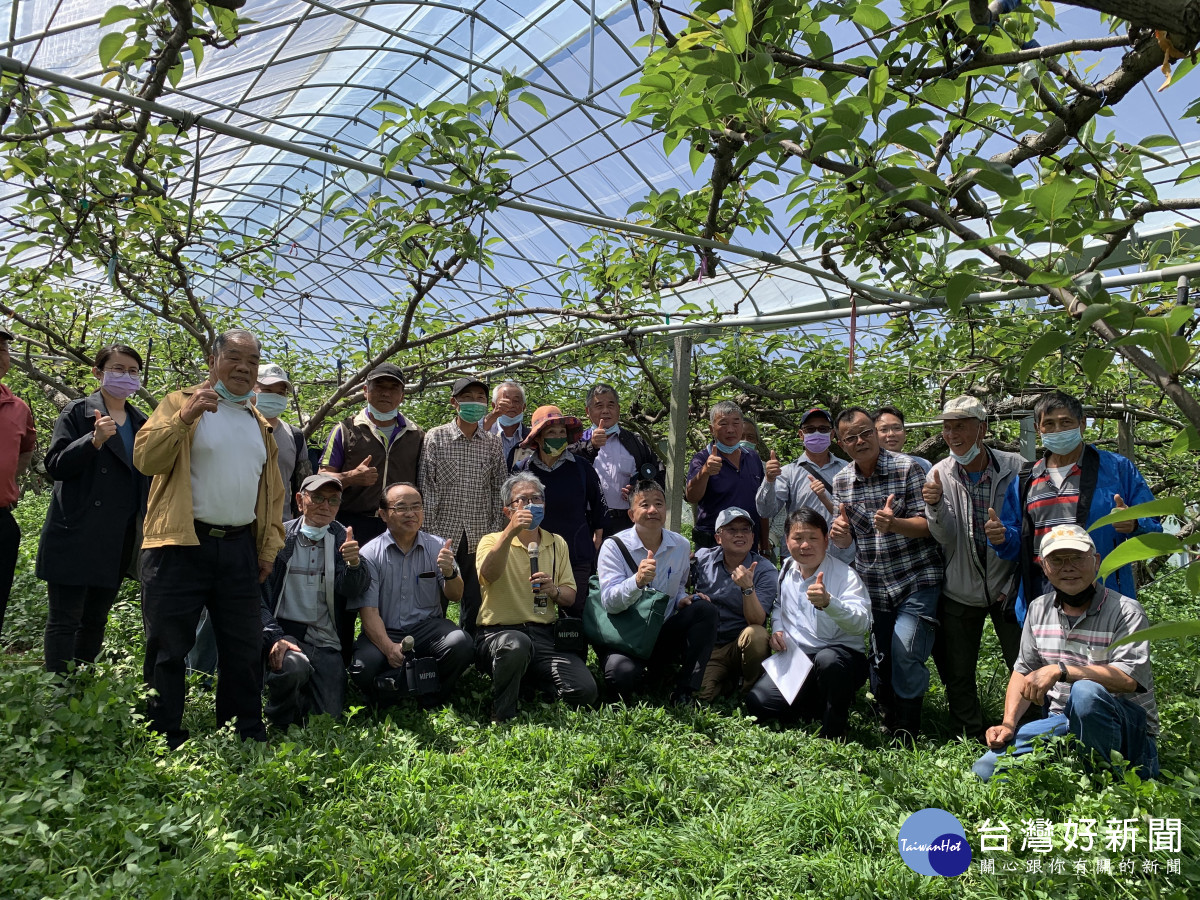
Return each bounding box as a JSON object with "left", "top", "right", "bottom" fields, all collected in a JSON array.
[
  {"left": 830, "top": 406, "right": 943, "bottom": 743},
  {"left": 418, "top": 376, "right": 507, "bottom": 637}
]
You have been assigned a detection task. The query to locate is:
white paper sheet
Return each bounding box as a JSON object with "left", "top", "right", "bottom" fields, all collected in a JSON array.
[{"left": 761, "top": 639, "right": 813, "bottom": 704}]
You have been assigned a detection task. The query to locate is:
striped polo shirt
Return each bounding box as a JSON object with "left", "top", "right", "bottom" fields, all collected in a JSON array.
[
  {"left": 1016, "top": 586, "right": 1158, "bottom": 735},
  {"left": 1025, "top": 457, "right": 1082, "bottom": 565}
]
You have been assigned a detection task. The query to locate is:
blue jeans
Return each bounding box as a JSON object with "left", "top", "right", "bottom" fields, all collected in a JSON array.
[
  {"left": 872, "top": 585, "right": 938, "bottom": 701},
  {"left": 972, "top": 681, "right": 1160, "bottom": 781}
]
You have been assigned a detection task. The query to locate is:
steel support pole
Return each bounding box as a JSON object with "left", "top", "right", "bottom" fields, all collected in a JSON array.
[{"left": 666, "top": 334, "right": 691, "bottom": 532}]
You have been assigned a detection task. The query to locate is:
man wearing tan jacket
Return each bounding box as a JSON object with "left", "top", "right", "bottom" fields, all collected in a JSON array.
[{"left": 135, "top": 329, "right": 286, "bottom": 748}]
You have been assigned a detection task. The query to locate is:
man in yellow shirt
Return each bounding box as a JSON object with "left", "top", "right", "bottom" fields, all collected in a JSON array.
[{"left": 475, "top": 472, "right": 598, "bottom": 722}]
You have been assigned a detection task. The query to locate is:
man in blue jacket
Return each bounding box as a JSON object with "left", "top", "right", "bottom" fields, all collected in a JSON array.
[{"left": 987, "top": 391, "right": 1161, "bottom": 622}]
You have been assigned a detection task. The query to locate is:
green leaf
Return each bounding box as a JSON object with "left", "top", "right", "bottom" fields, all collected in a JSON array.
[
  {"left": 100, "top": 5, "right": 137, "bottom": 26},
  {"left": 1088, "top": 498, "right": 1182, "bottom": 531},
  {"left": 188, "top": 37, "right": 204, "bottom": 73},
  {"left": 1026, "top": 269, "right": 1071, "bottom": 287},
  {"left": 371, "top": 100, "right": 409, "bottom": 118},
  {"left": 516, "top": 92, "right": 546, "bottom": 117},
  {"left": 945, "top": 272, "right": 977, "bottom": 314},
  {"left": 1018, "top": 330, "right": 1070, "bottom": 381},
  {"left": 1097, "top": 533, "right": 1182, "bottom": 580},
  {"left": 721, "top": 20, "right": 747, "bottom": 55},
  {"left": 1169, "top": 426, "right": 1200, "bottom": 457},
  {"left": 851, "top": 4, "right": 891, "bottom": 31},
  {"left": 867, "top": 65, "right": 888, "bottom": 113},
  {"left": 99, "top": 32, "right": 125, "bottom": 70},
  {"left": 1078, "top": 303, "right": 1113, "bottom": 329},
  {"left": 1030, "top": 179, "right": 1079, "bottom": 221},
  {"left": 1108, "top": 620, "right": 1200, "bottom": 651},
  {"left": 166, "top": 62, "right": 183, "bottom": 89},
  {"left": 734, "top": 0, "right": 754, "bottom": 31},
  {"left": 1081, "top": 347, "right": 1113, "bottom": 383}
]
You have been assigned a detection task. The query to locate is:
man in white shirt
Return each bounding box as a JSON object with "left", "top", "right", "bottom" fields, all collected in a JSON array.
[
  {"left": 746, "top": 507, "right": 871, "bottom": 739},
  {"left": 135, "top": 328, "right": 286, "bottom": 748},
  {"left": 595, "top": 481, "right": 718, "bottom": 704}
]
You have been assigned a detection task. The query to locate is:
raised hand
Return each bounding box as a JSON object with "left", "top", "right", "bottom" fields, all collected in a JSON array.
[
  {"left": 591, "top": 428, "right": 609, "bottom": 449},
  {"left": 180, "top": 380, "right": 220, "bottom": 425},
  {"left": 922, "top": 469, "right": 943, "bottom": 506},
  {"left": 984, "top": 507, "right": 1006, "bottom": 545},
  {"left": 830, "top": 503, "right": 853, "bottom": 548},
  {"left": 807, "top": 474, "right": 833, "bottom": 511},
  {"left": 764, "top": 450, "right": 782, "bottom": 483},
  {"left": 1112, "top": 494, "right": 1135, "bottom": 534},
  {"left": 702, "top": 450, "right": 724, "bottom": 477},
  {"left": 873, "top": 493, "right": 896, "bottom": 534},
  {"left": 635, "top": 548, "right": 657, "bottom": 588},
  {"left": 731, "top": 560, "right": 758, "bottom": 591},
  {"left": 807, "top": 571, "right": 830, "bottom": 609},
  {"left": 91, "top": 409, "right": 117, "bottom": 448},
  {"left": 340, "top": 526, "right": 360, "bottom": 566},
  {"left": 508, "top": 506, "right": 534, "bottom": 532},
  {"left": 345, "top": 454, "right": 378, "bottom": 487},
  {"left": 437, "top": 538, "right": 456, "bottom": 576}
]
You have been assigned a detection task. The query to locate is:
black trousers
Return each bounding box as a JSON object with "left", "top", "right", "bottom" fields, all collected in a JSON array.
[
  {"left": 141, "top": 530, "right": 266, "bottom": 746},
  {"left": 475, "top": 623, "right": 598, "bottom": 721},
  {"left": 264, "top": 639, "right": 346, "bottom": 728},
  {"left": 598, "top": 599, "right": 719, "bottom": 700},
  {"left": 0, "top": 507, "right": 20, "bottom": 639},
  {"left": 336, "top": 509, "right": 387, "bottom": 544},
  {"left": 746, "top": 645, "right": 869, "bottom": 739},
  {"left": 931, "top": 594, "right": 1023, "bottom": 737},
  {"left": 348, "top": 617, "right": 474, "bottom": 705},
  {"left": 44, "top": 583, "right": 120, "bottom": 673},
  {"left": 600, "top": 509, "right": 632, "bottom": 538},
  {"left": 455, "top": 532, "right": 482, "bottom": 638}
]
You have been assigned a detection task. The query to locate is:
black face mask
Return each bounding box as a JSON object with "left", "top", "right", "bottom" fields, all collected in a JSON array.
[{"left": 1054, "top": 582, "right": 1097, "bottom": 609}]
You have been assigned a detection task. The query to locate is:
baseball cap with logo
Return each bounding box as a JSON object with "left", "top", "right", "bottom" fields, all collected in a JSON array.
[
  {"left": 937, "top": 396, "right": 987, "bottom": 421},
  {"left": 257, "top": 363, "right": 290, "bottom": 386},
  {"left": 1039, "top": 523, "right": 1096, "bottom": 557}
]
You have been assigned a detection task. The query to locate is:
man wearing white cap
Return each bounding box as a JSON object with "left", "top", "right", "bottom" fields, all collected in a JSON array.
[
  {"left": 0, "top": 323, "right": 36, "bottom": 638},
  {"left": 255, "top": 364, "right": 311, "bottom": 521},
  {"left": 922, "top": 396, "right": 1024, "bottom": 741},
  {"left": 972, "top": 523, "right": 1159, "bottom": 781}
]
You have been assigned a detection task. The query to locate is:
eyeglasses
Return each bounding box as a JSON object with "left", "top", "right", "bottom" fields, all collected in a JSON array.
[
  {"left": 876, "top": 425, "right": 905, "bottom": 435},
  {"left": 384, "top": 503, "right": 422, "bottom": 513},
  {"left": 102, "top": 367, "right": 141, "bottom": 376},
  {"left": 509, "top": 496, "right": 545, "bottom": 507},
  {"left": 719, "top": 526, "right": 754, "bottom": 536},
  {"left": 1043, "top": 553, "right": 1090, "bottom": 572},
  {"left": 801, "top": 425, "right": 832, "bottom": 435},
  {"left": 841, "top": 428, "right": 876, "bottom": 444},
  {"left": 305, "top": 494, "right": 342, "bottom": 507}
]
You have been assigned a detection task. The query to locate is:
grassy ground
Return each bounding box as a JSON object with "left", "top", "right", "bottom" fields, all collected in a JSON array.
[{"left": 2, "top": 496, "right": 1198, "bottom": 899}]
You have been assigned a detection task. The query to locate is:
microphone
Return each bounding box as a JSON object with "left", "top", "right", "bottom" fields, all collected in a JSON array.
[
  {"left": 528, "top": 542, "right": 547, "bottom": 610},
  {"left": 400, "top": 635, "right": 415, "bottom": 656}
]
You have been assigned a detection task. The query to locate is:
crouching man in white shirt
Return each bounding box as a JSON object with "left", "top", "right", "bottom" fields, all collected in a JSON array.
[{"left": 746, "top": 507, "right": 871, "bottom": 739}]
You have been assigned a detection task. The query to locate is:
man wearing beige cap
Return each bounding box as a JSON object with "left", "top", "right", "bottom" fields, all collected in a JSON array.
[
  {"left": 972, "top": 523, "right": 1159, "bottom": 781},
  {"left": 922, "top": 396, "right": 1024, "bottom": 741},
  {"left": 254, "top": 363, "right": 311, "bottom": 521}
]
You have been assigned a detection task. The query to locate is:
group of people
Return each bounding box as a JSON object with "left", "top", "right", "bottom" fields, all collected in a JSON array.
[{"left": 0, "top": 324, "right": 1164, "bottom": 781}]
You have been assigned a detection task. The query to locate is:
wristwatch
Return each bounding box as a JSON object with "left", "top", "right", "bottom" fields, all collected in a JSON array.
[
  {"left": 1057, "top": 662, "right": 1069, "bottom": 683},
  {"left": 443, "top": 564, "right": 461, "bottom": 580},
  {"left": 741, "top": 587, "right": 755, "bottom": 596}
]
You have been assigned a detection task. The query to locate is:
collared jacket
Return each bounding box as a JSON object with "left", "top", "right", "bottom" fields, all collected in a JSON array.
[
  {"left": 133, "top": 383, "right": 286, "bottom": 565},
  {"left": 925, "top": 447, "right": 1023, "bottom": 610},
  {"left": 260, "top": 516, "right": 371, "bottom": 652},
  {"left": 992, "top": 443, "right": 1161, "bottom": 620},
  {"left": 572, "top": 425, "right": 665, "bottom": 489},
  {"left": 36, "top": 391, "right": 150, "bottom": 588}
]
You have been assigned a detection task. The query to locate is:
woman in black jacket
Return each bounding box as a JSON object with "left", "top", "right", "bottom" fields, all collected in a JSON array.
[{"left": 37, "top": 344, "right": 150, "bottom": 673}]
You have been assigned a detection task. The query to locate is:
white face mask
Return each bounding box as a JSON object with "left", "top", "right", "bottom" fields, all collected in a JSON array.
[
  {"left": 949, "top": 443, "right": 982, "bottom": 466},
  {"left": 300, "top": 522, "right": 330, "bottom": 541}
]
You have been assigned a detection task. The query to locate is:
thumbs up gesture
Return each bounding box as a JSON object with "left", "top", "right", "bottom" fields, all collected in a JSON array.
[
  {"left": 922, "top": 469, "right": 943, "bottom": 506},
  {"left": 807, "top": 571, "right": 830, "bottom": 609},
  {"left": 984, "top": 506, "right": 1006, "bottom": 545},
  {"left": 636, "top": 548, "right": 657, "bottom": 588},
  {"left": 437, "top": 538, "right": 456, "bottom": 576},
  {"left": 731, "top": 559, "right": 758, "bottom": 591},
  {"left": 1112, "top": 494, "right": 1136, "bottom": 533},
  {"left": 873, "top": 494, "right": 896, "bottom": 534},
  {"left": 830, "top": 502, "right": 853, "bottom": 548},
  {"left": 340, "top": 526, "right": 360, "bottom": 566},
  {"left": 91, "top": 408, "right": 117, "bottom": 448},
  {"left": 703, "top": 449, "right": 724, "bottom": 477},
  {"left": 764, "top": 450, "right": 782, "bottom": 483},
  {"left": 346, "top": 454, "right": 379, "bottom": 487}
]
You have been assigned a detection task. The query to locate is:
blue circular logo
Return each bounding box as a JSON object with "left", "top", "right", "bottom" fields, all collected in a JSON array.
[{"left": 897, "top": 808, "right": 972, "bottom": 877}]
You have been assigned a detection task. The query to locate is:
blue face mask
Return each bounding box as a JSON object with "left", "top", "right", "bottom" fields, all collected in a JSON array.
[
  {"left": 604, "top": 424, "right": 620, "bottom": 436},
  {"left": 300, "top": 522, "right": 330, "bottom": 541},
  {"left": 368, "top": 403, "right": 399, "bottom": 421},
  {"left": 214, "top": 380, "right": 255, "bottom": 404},
  {"left": 737, "top": 441, "right": 756, "bottom": 452},
  {"left": 949, "top": 443, "right": 982, "bottom": 466},
  {"left": 1042, "top": 428, "right": 1083, "bottom": 456},
  {"left": 713, "top": 440, "right": 740, "bottom": 454},
  {"left": 498, "top": 413, "right": 524, "bottom": 427},
  {"left": 254, "top": 392, "right": 289, "bottom": 419},
  {"left": 527, "top": 503, "right": 546, "bottom": 531}
]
